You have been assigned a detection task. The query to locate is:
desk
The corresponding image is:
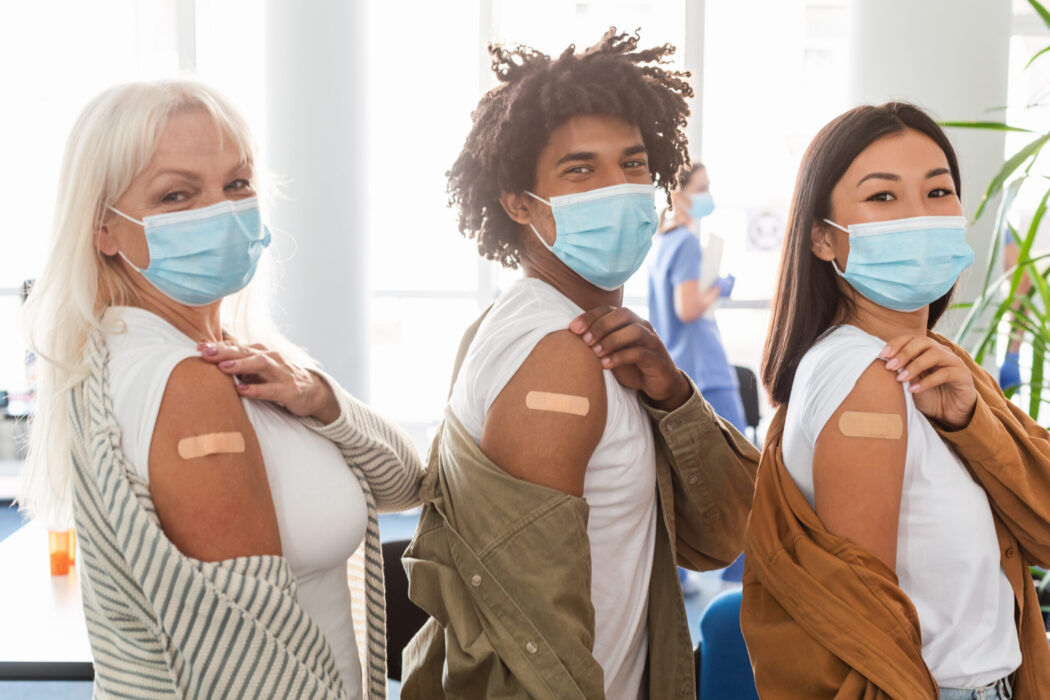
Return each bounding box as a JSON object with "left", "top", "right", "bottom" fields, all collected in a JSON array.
[
  {"left": 0, "top": 512, "right": 421, "bottom": 683},
  {"left": 0, "top": 520, "right": 92, "bottom": 680}
]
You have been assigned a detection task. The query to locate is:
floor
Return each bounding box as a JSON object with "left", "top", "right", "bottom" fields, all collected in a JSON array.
[{"left": 0, "top": 510, "right": 727, "bottom": 699}]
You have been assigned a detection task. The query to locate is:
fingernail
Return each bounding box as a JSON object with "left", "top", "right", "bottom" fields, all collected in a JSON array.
[
  {"left": 910, "top": 384, "right": 920, "bottom": 393},
  {"left": 570, "top": 320, "right": 584, "bottom": 332},
  {"left": 896, "top": 370, "right": 909, "bottom": 382},
  {"left": 593, "top": 344, "right": 602, "bottom": 354},
  {"left": 219, "top": 360, "right": 235, "bottom": 369},
  {"left": 203, "top": 345, "right": 218, "bottom": 356},
  {"left": 236, "top": 383, "right": 249, "bottom": 392},
  {"left": 879, "top": 345, "right": 891, "bottom": 358},
  {"left": 601, "top": 357, "right": 612, "bottom": 366},
  {"left": 583, "top": 332, "right": 593, "bottom": 344},
  {"left": 885, "top": 358, "right": 899, "bottom": 370}
]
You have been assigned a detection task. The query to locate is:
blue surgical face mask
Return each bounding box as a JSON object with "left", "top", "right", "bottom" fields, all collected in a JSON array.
[
  {"left": 823, "top": 215, "right": 973, "bottom": 312},
  {"left": 109, "top": 197, "right": 271, "bottom": 306},
  {"left": 688, "top": 191, "right": 714, "bottom": 220},
  {"left": 526, "top": 183, "right": 658, "bottom": 291}
]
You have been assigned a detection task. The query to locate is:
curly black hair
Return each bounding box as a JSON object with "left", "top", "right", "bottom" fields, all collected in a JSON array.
[{"left": 448, "top": 28, "right": 694, "bottom": 268}]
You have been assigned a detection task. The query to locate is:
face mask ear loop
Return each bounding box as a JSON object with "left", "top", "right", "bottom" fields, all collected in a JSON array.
[
  {"left": 820, "top": 219, "right": 850, "bottom": 276},
  {"left": 822, "top": 218, "right": 850, "bottom": 234},
  {"left": 108, "top": 206, "right": 144, "bottom": 227},
  {"left": 116, "top": 250, "right": 147, "bottom": 274},
  {"left": 525, "top": 191, "right": 550, "bottom": 206},
  {"left": 524, "top": 191, "right": 556, "bottom": 250},
  {"left": 105, "top": 206, "right": 148, "bottom": 272}
]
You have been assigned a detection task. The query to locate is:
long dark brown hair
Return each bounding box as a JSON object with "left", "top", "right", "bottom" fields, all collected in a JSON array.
[{"left": 761, "top": 102, "right": 962, "bottom": 407}]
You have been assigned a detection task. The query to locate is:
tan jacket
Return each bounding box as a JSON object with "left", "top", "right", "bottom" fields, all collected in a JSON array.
[
  {"left": 742, "top": 332, "right": 1050, "bottom": 699},
  {"left": 400, "top": 315, "right": 760, "bottom": 699}
]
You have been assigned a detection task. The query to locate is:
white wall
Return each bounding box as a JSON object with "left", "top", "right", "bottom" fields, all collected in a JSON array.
[
  {"left": 263, "top": 1, "right": 371, "bottom": 399},
  {"left": 849, "top": 0, "right": 1013, "bottom": 333}
]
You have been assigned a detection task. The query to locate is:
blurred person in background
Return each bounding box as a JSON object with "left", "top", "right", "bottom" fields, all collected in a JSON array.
[{"left": 648, "top": 162, "right": 746, "bottom": 434}]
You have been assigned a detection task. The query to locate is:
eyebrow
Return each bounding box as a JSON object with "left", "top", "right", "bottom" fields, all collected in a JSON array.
[
  {"left": 857, "top": 167, "right": 951, "bottom": 186},
  {"left": 151, "top": 168, "right": 201, "bottom": 181},
  {"left": 554, "top": 144, "right": 648, "bottom": 167},
  {"left": 150, "top": 161, "right": 251, "bottom": 182}
]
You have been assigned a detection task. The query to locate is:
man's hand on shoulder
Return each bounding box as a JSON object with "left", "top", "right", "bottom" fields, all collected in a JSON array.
[{"left": 569, "top": 306, "right": 691, "bottom": 411}]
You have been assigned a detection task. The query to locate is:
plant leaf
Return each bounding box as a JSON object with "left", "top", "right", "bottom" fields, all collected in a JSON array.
[
  {"left": 1029, "top": 0, "right": 1050, "bottom": 33},
  {"left": 982, "top": 179, "right": 1023, "bottom": 294},
  {"left": 1032, "top": 336, "right": 1046, "bottom": 420},
  {"left": 975, "top": 133, "right": 1050, "bottom": 220},
  {"left": 940, "top": 120, "right": 1035, "bottom": 133},
  {"left": 1027, "top": 44, "right": 1050, "bottom": 70}
]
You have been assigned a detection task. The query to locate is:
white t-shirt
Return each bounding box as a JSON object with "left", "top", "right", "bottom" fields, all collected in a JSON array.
[
  {"left": 783, "top": 324, "right": 1021, "bottom": 688},
  {"left": 103, "top": 306, "right": 368, "bottom": 697},
  {"left": 449, "top": 278, "right": 657, "bottom": 700}
]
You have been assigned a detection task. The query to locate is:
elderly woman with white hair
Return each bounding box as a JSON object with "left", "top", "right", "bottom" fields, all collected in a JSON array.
[{"left": 19, "top": 80, "right": 422, "bottom": 699}]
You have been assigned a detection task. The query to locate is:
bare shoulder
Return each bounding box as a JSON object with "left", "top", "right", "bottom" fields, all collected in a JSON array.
[
  {"left": 149, "top": 357, "right": 281, "bottom": 561},
  {"left": 812, "top": 359, "right": 908, "bottom": 567},
  {"left": 815, "top": 359, "right": 908, "bottom": 459},
  {"left": 481, "top": 330, "right": 607, "bottom": 497}
]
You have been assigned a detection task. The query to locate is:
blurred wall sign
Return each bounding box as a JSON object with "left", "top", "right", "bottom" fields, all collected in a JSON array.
[{"left": 746, "top": 209, "right": 785, "bottom": 252}]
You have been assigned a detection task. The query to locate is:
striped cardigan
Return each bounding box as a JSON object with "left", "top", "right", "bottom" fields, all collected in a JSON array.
[{"left": 69, "top": 330, "right": 423, "bottom": 698}]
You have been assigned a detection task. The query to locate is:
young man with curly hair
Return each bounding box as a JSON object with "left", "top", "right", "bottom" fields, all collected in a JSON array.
[{"left": 401, "top": 30, "right": 759, "bottom": 699}]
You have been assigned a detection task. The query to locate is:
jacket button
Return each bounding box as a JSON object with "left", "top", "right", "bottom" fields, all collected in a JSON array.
[
  {"left": 525, "top": 642, "right": 538, "bottom": 654},
  {"left": 470, "top": 574, "right": 482, "bottom": 587},
  {"left": 1005, "top": 547, "right": 1016, "bottom": 558}
]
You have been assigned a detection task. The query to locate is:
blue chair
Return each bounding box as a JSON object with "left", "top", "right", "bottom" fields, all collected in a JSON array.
[
  {"left": 696, "top": 589, "right": 758, "bottom": 700},
  {"left": 720, "top": 553, "right": 745, "bottom": 583}
]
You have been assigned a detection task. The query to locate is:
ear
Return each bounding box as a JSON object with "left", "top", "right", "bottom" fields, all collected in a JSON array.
[
  {"left": 810, "top": 220, "right": 837, "bottom": 262},
  {"left": 499, "top": 191, "right": 533, "bottom": 226},
  {"left": 95, "top": 221, "right": 120, "bottom": 257}
]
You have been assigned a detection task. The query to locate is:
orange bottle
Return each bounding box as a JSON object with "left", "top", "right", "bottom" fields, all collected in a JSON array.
[{"left": 48, "top": 529, "right": 76, "bottom": 576}]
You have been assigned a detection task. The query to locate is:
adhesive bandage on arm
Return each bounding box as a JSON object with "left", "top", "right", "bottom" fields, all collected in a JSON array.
[
  {"left": 838, "top": 411, "right": 903, "bottom": 440},
  {"left": 177, "top": 432, "right": 247, "bottom": 460},
  {"left": 524, "top": 391, "right": 590, "bottom": 416}
]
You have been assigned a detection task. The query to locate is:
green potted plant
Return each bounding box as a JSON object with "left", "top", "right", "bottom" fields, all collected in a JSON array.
[{"left": 947, "top": 0, "right": 1050, "bottom": 628}]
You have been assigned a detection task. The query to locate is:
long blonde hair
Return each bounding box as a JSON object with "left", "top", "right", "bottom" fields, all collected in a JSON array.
[{"left": 21, "top": 80, "right": 305, "bottom": 527}]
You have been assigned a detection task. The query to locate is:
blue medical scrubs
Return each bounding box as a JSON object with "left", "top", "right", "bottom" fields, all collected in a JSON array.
[{"left": 648, "top": 225, "right": 746, "bottom": 432}]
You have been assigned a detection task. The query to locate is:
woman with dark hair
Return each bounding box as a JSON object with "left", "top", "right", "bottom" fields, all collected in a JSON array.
[{"left": 742, "top": 102, "right": 1050, "bottom": 699}]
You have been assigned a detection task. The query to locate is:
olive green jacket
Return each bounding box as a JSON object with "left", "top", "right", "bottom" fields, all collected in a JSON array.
[{"left": 400, "top": 318, "right": 760, "bottom": 699}]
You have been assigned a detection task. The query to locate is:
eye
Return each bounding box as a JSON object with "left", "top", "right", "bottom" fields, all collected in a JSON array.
[
  {"left": 226, "top": 178, "right": 253, "bottom": 192},
  {"left": 160, "top": 191, "right": 188, "bottom": 204},
  {"left": 929, "top": 187, "right": 955, "bottom": 198},
  {"left": 866, "top": 191, "right": 895, "bottom": 202},
  {"left": 623, "top": 159, "right": 648, "bottom": 169},
  {"left": 562, "top": 165, "right": 592, "bottom": 175}
]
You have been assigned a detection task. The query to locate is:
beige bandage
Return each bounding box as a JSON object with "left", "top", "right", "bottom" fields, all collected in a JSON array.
[
  {"left": 177, "top": 432, "right": 246, "bottom": 460},
  {"left": 838, "top": 411, "right": 903, "bottom": 440},
  {"left": 525, "top": 391, "right": 590, "bottom": 416}
]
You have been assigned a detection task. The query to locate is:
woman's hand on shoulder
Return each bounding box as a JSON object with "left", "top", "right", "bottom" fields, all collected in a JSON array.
[
  {"left": 880, "top": 334, "right": 977, "bottom": 430},
  {"left": 198, "top": 340, "right": 340, "bottom": 424}
]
